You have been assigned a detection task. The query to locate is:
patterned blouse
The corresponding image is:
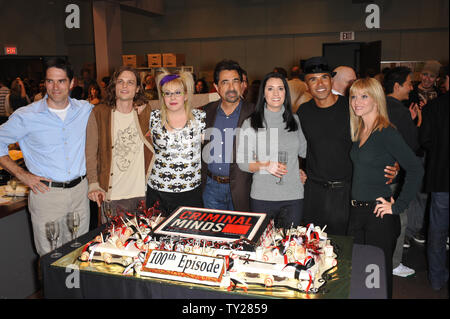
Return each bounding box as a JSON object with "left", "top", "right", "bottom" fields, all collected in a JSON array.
[{"left": 148, "top": 109, "right": 206, "bottom": 192}]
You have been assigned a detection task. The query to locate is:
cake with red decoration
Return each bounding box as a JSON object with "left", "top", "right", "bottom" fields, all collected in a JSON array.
[{"left": 79, "top": 206, "right": 337, "bottom": 293}]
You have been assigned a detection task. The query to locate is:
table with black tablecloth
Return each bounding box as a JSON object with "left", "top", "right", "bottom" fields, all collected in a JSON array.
[{"left": 41, "top": 226, "right": 387, "bottom": 299}]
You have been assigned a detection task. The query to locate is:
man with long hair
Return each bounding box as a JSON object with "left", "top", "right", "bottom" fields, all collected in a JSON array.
[{"left": 85, "top": 66, "right": 155, "bottom": 223}]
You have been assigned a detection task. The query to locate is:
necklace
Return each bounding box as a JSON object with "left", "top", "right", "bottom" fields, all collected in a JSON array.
[{"left": 166, "top": 119, "right": 186, "bottom": 132}]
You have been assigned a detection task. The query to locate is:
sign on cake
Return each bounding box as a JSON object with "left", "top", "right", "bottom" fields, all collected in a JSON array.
[
  {"left": 142, "top": 250, "right": 226, "bottom": 285},
  {"left": 153, "top": 207, "right": 269, "bottom": 242}
]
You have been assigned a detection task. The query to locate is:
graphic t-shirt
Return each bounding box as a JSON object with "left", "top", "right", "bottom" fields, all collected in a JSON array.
[{"left": 109, "top": 110, "right": 146, "bottom": 200}]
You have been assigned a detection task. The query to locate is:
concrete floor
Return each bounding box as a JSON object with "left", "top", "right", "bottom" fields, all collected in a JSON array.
[{"left": 392, "top": 239, "right": 448, "bottom": 299}]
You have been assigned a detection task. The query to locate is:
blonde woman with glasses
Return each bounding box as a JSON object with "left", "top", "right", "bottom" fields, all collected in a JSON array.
[
  {"left": 347, "top": 77, "right": 424, "bottom": 298},
  {"left": 146, "top": 70, "right": 205, "bottom": 215}
]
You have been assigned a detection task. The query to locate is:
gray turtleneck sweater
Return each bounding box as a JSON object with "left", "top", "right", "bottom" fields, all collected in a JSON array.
[{"left": 237, "top": 106, "right": 307, "bottom": 201}]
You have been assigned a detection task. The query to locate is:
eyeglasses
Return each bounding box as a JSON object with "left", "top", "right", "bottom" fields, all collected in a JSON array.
[{"left": 162, "top": 91, "right": 184, "bottom": 97}]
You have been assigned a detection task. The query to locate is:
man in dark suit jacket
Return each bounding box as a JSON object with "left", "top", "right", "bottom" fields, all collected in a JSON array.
[
  {"left": 201, "top": 60, "right": 255, "bottom": 212},
  {"left": 420, "top": 66, "right": 449, "bottom": 291}
]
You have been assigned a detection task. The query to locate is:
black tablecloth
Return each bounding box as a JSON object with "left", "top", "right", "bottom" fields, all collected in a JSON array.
[{"left": 41, "top": 226, "right": 387, "bottom": 299}]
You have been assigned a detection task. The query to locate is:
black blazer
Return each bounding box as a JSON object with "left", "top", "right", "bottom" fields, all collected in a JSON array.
[
  {"left": 420, "top": 92, "right": 449, "bottom": 192},
  {"left": 201, "top": 99, "right": 255, "bottom": 212}
]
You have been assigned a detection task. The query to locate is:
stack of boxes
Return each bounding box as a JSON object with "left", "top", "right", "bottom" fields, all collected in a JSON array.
[
  {"left": 147, "top": 54, "right": 162, "bottom": 67},
  {"left": 122, "top": 53, "right": 186, "bottom": 68},
  {"left": 161, "top": 53, "right": 185, "bottom": 67},
  {"left": 121, "top": 55, "right": 147, "bottom": 68}
]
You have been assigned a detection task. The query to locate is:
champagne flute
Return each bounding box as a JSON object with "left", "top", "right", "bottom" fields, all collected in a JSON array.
[
  {"left": 8, "top": 178, "right": 18, "bottom": 200},
  {"left": 67, "top": 211, "right": 81, "bottom": 248},
  {"left": 45, "top": 220, "right": 62, "bottom": 258},
  {"left": 276, "top": 151, "right": 288, "bottom": 185}
]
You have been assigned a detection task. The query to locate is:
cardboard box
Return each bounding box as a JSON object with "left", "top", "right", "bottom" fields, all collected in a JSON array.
[
  {"left": 147, "top": 54, "right": 162, "bottom": 67},
  {"left": 122, "top": 55, "right": 147, "bottom": 68},
  {"left": 162, "top": 53, "right": 186, "bottom": 67}
]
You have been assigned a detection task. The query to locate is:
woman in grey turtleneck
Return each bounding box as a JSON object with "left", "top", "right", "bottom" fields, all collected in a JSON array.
[{"left": 237, "top": 72, "right": 307, "bottom": 227}]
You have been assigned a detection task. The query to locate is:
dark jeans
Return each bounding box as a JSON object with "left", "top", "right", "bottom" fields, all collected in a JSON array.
[
  {"left": 251, "top": 198, "right": 304, "bottom": 228},
  {"left": 347, "top": 205, "right": 400, "bottom": 299},
  {"left": 427, "top": 192, "right": 449, "bottom": 290},
  {"left": 390, "top": 183, "right": 408, "bottom": 268},
  {"left": 202, "top": 176, "right": 235, "bottom": 211},
  {"left": 405, "top": 191, "right": 429, "bottom": 238},
  {"left": 146, "top": 186, "right": 203, "bottom": 217},
  {"left": 405, "top": 157, "right": 428, "bottom": 239},
  {"left": 302, "top": 179, "right": 351, "bottom": 236}
]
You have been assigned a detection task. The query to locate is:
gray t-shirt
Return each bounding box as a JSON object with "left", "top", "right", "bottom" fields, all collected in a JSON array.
[{"left": 237, "top": 106, "right": 307, "bottom": 201}]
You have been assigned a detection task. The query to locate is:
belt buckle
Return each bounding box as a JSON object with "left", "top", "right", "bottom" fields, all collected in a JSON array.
[
  {"left": 328, "top": 181, "right": 335, "bottom": 188},
  {"left": 330, "top": 181, "right": 341, "bottom": 189},
  {"left": 63, "top": 176, "right": 79, "bottom": 188}
]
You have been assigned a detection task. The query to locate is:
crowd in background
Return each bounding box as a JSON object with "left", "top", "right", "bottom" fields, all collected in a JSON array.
[{"left": 1, "top": 60, "right": 447, "bottom": 118}]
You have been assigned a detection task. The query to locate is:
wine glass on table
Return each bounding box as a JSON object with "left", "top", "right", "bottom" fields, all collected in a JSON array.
[
  {"left": 45, "top": 220, "right": 62, "bottom": 259},
  {"left": 8, "top": 177, "right": 18, "bottom": 200},
  {"left": 276, "top": 151, "right": 288, "bottom": 185},
  {"left": 67, "top": 211, "right": 81, "bottom": 248}
]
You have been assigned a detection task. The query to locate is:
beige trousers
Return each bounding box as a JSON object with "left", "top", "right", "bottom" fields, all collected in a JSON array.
[{"left": 28, "top": 178, "right": 89, "bottom": 256}]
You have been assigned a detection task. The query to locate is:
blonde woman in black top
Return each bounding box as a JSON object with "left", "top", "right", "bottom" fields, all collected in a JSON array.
[{"left": 347, "top": 77, "right": 423, "bottom": 298}]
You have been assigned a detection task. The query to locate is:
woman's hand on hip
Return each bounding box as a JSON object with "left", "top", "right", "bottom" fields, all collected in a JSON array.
[{"left": 373, "top": 197, "right": 395, "bottom": 218}]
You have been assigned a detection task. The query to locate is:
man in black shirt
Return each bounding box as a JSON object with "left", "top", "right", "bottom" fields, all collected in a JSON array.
[
  {"left": 384, "top": 67, "right": 428, "bottom": 247},
  {"left": 297, "top": 57, "right": 353, "bottom": 235},
  {"left": 384, "top": 66, "right": 421, "bottom": 278},
  {"left": 384, "top": 67, "right": 420, "bottom": 152}
]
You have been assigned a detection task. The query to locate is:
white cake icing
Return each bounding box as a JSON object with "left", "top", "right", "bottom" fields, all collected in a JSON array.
[
  {"left": 79, "top": 214, "right": 162, "bottom": 266},
  {"left": 79, "top": 207, "right": 337, "bottom": 293}
]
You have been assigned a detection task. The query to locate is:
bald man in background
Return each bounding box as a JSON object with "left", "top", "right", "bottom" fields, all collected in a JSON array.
[
  {"left": 331, "top": 66, "right": 357, "bottom": 96},
  {"left": 288, "top": 66, "right": 312, "bottom": 113}
]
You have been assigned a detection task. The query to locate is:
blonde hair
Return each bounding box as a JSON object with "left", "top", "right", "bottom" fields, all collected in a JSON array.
[
  {"left": 349, "top": 77, "right": 393, "bottom": 142},
  {"left": 156, "top": 69, "right": 194, "bottom": 126}
]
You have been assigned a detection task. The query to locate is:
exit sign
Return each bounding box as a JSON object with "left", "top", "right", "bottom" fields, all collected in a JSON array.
[
  {"left": 4, "top": 46, "right": 17, "bottom": 55},
  {"left": 340, "top": 31, "right": 355, "bottom": 41}
]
